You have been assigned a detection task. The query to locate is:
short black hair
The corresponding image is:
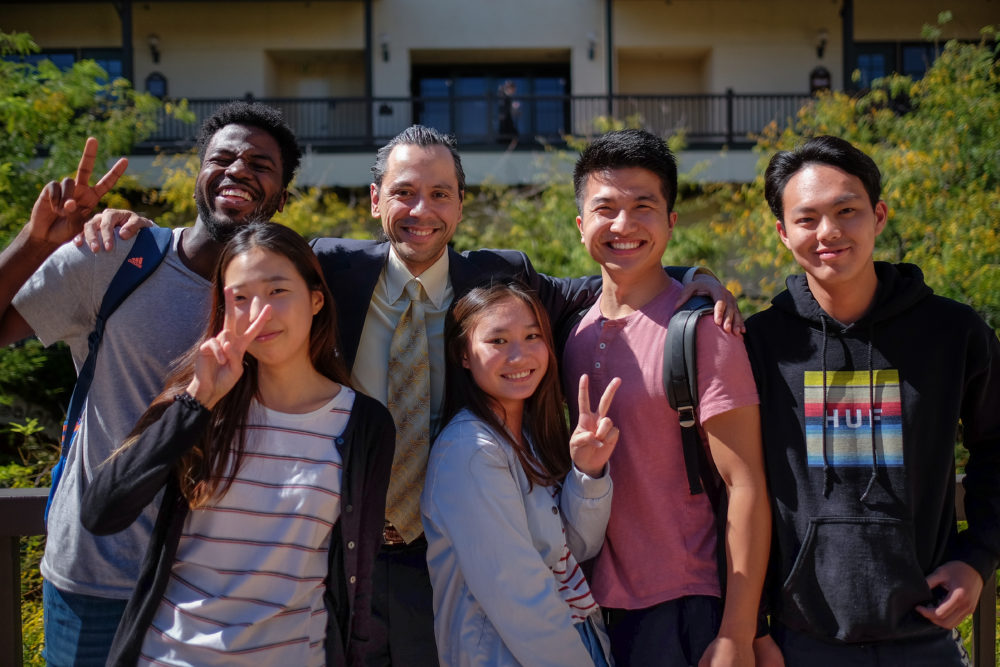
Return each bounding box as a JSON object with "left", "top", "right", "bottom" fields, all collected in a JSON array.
[
  {"left": 197, "top": 102, "right": 302, "bottom": 189},
  {"left": 764, "top": 135, "right": 882, "bottom": 221},
  {"left": 572, "top": 129, "right": 678, "bottom": 213},
  {"left": 371, "top": 125, "right": 466, "bottom": 199}
]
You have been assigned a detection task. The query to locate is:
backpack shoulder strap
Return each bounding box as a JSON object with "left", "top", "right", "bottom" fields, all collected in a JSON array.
[
  {"left": 48, "top": 226, "right": 172, "bottom": 522},
  {"left": 663, "top": 294, "right": 714, "bottom": 495},
  {"left": 59, "top": 226, "right": 173, "bottom": 455}
]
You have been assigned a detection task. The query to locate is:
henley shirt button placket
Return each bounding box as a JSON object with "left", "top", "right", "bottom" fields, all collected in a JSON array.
[
  {"left": 349, "top": 575, "right": 357, "bottom": 585},
  {"left": 347, "top": 541, "right": 356, "bottom": 550},
  {"left": 594, "top": 320, "right": 618, "bottom": 379}
]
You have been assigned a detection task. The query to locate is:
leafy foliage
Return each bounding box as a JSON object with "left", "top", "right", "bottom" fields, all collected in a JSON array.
[
  {"left": 718, "top": 26, "right": 1000, "bottom": 330},
  {"left": 0, "top": 29, "right": 190, "bottom": 665},
  {"left": 0, "top": 30, "right": 191, "bottom": 246}
]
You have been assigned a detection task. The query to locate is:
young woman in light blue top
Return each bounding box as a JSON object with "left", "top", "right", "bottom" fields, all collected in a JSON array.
[{"left": 422, "top": 280, "right": 620, "bottom": 666}]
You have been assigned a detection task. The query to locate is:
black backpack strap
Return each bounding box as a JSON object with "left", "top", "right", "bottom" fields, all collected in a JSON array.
[
  {"left": 47, "top": 226, "right": 173, "bottom": 521},
  {"left": 663, "top": 294, "right": 714, "bottom": 495},
  {"left": 663, "top": 293, "right": 729, "bottom": 593}
]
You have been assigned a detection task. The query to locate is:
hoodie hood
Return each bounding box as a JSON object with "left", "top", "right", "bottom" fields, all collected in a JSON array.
[{"left": 771, "top": 261, "right": 933, "bottom": 330}]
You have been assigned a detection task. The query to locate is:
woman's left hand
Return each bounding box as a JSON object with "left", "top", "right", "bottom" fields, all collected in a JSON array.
[
  {"left": 570, "top": 374, "right": 621, "bottom": 478},
  {"left": 186, "top": 286, "right": 271, "bottom": 409}
]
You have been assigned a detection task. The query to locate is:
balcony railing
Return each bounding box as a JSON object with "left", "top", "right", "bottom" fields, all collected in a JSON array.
[
  {"left": 1, "top": 481, "right": 995, "bottom": 666},
  {"left": 138, "top": 90, "right": 813, "bottom": 153}
]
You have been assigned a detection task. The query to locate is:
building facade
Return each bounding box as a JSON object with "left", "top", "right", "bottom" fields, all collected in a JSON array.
[{"left": 3, "top": 0, "right": 997, "bottom": 183}]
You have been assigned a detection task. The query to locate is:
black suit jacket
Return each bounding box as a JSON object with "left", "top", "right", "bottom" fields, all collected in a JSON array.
[{"left": 310, "top": 238, "right": 603, "bottom": 369}]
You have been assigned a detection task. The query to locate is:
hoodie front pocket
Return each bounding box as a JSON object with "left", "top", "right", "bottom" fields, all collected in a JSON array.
[{"left": 780, "top": 516, "right": 933, "bottom": 642}]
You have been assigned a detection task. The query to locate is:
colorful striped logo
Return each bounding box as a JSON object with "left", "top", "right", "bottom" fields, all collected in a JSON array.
[{"left": 803, "top": 369, "right": 903, "bottom": 467}]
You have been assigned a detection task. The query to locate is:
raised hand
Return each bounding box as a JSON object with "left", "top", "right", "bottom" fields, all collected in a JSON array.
[
  {"left": 28, "top": 137, "right": 129, "bottom": 246},
  {"left": 570, "top": 374, "right": 621, "bottom": 478},
  {"left": 185, "top": 287, "right": 271, "bottom": 410}
]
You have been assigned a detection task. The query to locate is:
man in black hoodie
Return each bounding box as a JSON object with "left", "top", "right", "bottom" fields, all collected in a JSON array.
[{"left": 745, "top": 136, "right": 1000, "bottom": 666}]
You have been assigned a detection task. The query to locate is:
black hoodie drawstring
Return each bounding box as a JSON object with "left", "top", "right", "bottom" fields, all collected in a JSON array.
[
  {"left": 860, "top": 327, "right": 880, "bottom": 503},
  {"left": 820, "top": 318, "right": 835, "bottom": 497}
]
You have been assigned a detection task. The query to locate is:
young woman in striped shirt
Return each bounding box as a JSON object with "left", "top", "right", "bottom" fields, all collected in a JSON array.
[
  {"left": 421, "top": 280, "right": 620, "bottom": 666},
  {"left": 82, "top": 222, "right": 395, "bottom": 667}
]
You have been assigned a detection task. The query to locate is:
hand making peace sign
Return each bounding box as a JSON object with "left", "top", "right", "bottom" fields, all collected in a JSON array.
[
  {"left": 185, "top": 287, "right": 272, "bottom": 410},
  {"left": 570, "top": 374, "right": 621, "bottom": 478},
  {"left": 29, "top": 137, "right": 129, "bottom": 246}
]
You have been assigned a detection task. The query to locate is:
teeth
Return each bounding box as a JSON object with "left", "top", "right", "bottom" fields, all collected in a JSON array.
[
  {"left": 220, "top": 188, "right": 252, "bottom": 201},
  {"left": 504, "top": 370, "right": 532, "bottom": 380},
  {"left": 407, "top": 228, "right": 434, "bottom": 237},
  {"left": 609, "top": 240, "right": 641, "bottom": 250}
]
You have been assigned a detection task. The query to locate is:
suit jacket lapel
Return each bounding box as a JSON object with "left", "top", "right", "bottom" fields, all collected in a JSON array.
[{"left": 336, "top": 243, "right": 388, "bottom": 369}]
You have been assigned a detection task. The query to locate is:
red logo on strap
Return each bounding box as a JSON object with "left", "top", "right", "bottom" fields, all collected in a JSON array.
[{"left": 127, "top": 257, "right": 143, "bottom": 269}]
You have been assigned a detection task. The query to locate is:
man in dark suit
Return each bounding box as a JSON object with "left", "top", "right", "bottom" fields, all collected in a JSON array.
[{"left": 311, "top": 125, "right": 738, "bottom": 666}]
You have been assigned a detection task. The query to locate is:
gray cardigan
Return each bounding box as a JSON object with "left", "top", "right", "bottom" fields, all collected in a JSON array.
[{"left": 421, "top": 410, "right": 613, "bottom": 666}]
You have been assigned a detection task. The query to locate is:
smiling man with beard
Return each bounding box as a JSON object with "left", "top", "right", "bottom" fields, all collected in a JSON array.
[{"left": 0, "top": 101, "right": 300, "bottom": 667}]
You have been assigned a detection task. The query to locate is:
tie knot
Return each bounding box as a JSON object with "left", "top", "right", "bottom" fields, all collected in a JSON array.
[{"left": 404, "top": 279, "right": 425, "bottom": 303}]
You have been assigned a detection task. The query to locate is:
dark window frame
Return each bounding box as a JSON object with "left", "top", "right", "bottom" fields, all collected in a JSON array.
[
  {"left": 411, "top": 63, "right": 571, "bottom": 147},
  {"left": 852, "top": 40, "right": 946, "bottom": 88}
]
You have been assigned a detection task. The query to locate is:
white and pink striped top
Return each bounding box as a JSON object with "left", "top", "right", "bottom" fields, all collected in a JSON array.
[
  {"left": 547, "top": 486, "right": 599, "bottom": 622},
  {"left": 138, "top": 388, "right": 355, "bottom": 667}
]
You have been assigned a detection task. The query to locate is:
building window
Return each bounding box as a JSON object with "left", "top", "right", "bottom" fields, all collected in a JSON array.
[
  {"left": 853, "top": 42, "right": 944, "bottom": 89},
  {"left": 412, "top": 64, "right": 570, "bottom": 146},
  {"left": 4, "top": 48, "right": 123, "bottom": 83}
]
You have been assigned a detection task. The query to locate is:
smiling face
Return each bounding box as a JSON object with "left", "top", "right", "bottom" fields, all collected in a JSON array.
[
  {"left": 777, "top": 163, "right": 887, "bottom": 294},
  {"left": 462, "top": 295, "right": 549, "bottom": 423},
  {"left": 577, "top": 166, "right": 677, "bottom": 283},
  {"left": 370, "top": 143, "right": 463, "bottom": 276},
  {"left": 224, "top": 246, "right": 323, "bottom": 370},
  {"left": 195, "top": 124, "right": 289, "bottom": 241}
]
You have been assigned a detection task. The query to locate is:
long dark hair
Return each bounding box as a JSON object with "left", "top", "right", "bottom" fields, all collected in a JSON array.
[
  {"left": 120, "top": 222, "right": 350, "bottom": 507},
  {"left": 443, "top": 280, "right": 570, "bottom": 488}
]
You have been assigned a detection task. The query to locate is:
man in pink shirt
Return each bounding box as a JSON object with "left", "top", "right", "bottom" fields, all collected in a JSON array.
[{"left": 562, "top": 129, "right": 770, "bottom": 667}]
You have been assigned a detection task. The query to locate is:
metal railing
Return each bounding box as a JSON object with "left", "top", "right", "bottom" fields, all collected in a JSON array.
[
  {"left": 138, "top": 90, "right": 813, "bottom": 153},
  {"left": 1, "top": 483, "right": 994, "bottom": 666}
]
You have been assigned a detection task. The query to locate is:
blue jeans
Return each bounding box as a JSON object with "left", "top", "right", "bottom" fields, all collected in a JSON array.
[
  {"left": 42, "top": 580, "right": 128, "bottom": 667},
  {"left": 576, "top": 618, "right": 611, "bottom": 667}
]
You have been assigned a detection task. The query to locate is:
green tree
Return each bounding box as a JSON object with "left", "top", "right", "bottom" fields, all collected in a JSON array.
[
  {"left": 0, "top": 30, "right": 190, "bottom": 665},
  {"left": 0, "top": 27, "right": 191, "bottom": 465},
  {"left": 721, "top": 23, "right": 1000, "bottom": 331}
]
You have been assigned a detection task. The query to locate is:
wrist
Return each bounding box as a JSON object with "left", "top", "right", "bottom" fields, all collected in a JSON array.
[
  {"left": 580, "top": 463, "right": 606, "bottom": 479},
  {"left": 714, "top": 623, "right": 757, "bottom": 646},
  {"left": 174, "top": 391, "right": 205, "bottom": 411},
  {"left": 184, "top": 379, "right": 214, "bottom": 409},
  {"left": 14, "top": 226, "right": 61, "bottom": 260}
]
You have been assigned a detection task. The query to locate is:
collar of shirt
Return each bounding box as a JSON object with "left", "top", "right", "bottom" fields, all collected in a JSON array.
[{"left": 384, "top": 247, "right": 450, "bottom": 310}]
